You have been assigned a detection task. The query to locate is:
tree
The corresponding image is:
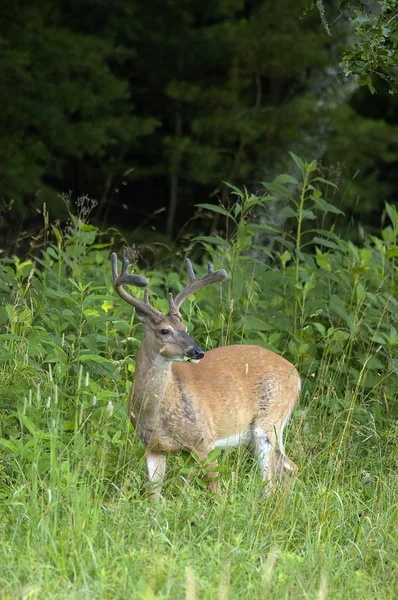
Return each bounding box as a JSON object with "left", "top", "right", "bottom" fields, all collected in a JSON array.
[
  {"left": 124, "top": 0, "right": 334, "bottom": 235},
  {"left": 315, "top": 0, "right": 398, "bottom": 94},
  {"left": 0, "top": 0, "right": 155, "bottom": 219}
]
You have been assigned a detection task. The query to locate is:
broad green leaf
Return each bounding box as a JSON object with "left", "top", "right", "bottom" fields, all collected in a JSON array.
[
  {"left": 206, "top": 448, "right": 222, "bottom": 463},
  {"left": 274, "top": 174, "right": 299, "bottom": 185},
  {"left": 0, "top": 438, "right": 18, "bottom": 453},
  {"left": 302, "top": 209, "right": 316, "bottom": 220},
  {"left": 304, "top": 273, "right": 316, "bottom": 293},
  {"left": 80, "top": 223, "right": 98, "bottom": 232},
  {"left": 20, "top": 414, "right": 38, "bottom": 436},
  {"left": 313, "top": 197, "right": 344, "bottom": 215},
  {"left": 329, "top": 295, "right": 347, "bottom": 318},
  {"left": 313, "top": 322, "right": 326, "bottom": 336},
  {"left": 46, "top": 289, "right": 71, "bottom": 300},
  {"left": 51, "top": 226, "right": 62, "bottom": 246},
  {"left": 15, "top": 260, "right": 34, "bottom": 277},
  {"left": 330, "top": 330, "right": 350, "bottom": 342},
  {"left": 281, "top": 206, "right": 298, "bottom": 218},
  {"left": 279, "top": 250, "right": 291, "bottom": 265},
  {"left": 193, "top": 235, "right": 228, "bottom": 247},
  {"left": 0, "top": 333, "right": 24, "bottom": 341},
  {"left": 315, "top": 248, "right": 331, "bottom": 271},
  {"left": 288, "top": 152, "right": 305, "bottom": 175},
  {"left": 356, "top": 282, "right": 365, "bottom": 302},
  {"left": 102, "top": 300, "right": 114, "bottom": 313},
  {"left": 307, "top": 160, "right": 317, "bottom": 173},
  {"left": 312, "top": 237, "right": 339, "bottom": 250},
  {"left": 221, "top": 181, "right": 244, "bottom": 197},
  {"left": 261, "top": 181, "right": 291, "bottom": 198},
  {"left": 244, "top": 316, "right": 270, "bottom": 331},
  {"left": 386, "top": 248, "right": 398, "bottom": 259},
  {"left": 196, "top": 204, "right": 232, "bottom": 219},
  {"left": 358, "top": 74, "right": 376, "bottom": 94},
  {"left": 46, "top": 247, "right": 60, "bottom": 260},
  {"left": 72, "top": 354, "right": 114, "bottom": 364},
  {"left": 311, "top": 177, "right": 338, "bottom": 189},
  {"left": 385, "top": 202, "right": 397, "bottom": 228},
  {"left": 91, "top": 243, "right": 112, "bottom": 249},
  {"left": 248, "top": 223, "right": 284, "bottom": 234},
  {"left": 84, "top": 308, "right": 100, "bottom": 318}
]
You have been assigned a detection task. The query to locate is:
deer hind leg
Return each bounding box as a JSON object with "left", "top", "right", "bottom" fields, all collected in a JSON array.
[
  {"left": 253, "top": 425, "right": 297, "bottom": 494},
  {"left": 252, "top": 427, "right": 276, "bottom": 494},
  {"left": 274, "top": 446, "right": 297, "bottom": 489},
  {"left": 146, "top": 451, "right": 167, "bottom": 501},
  {"left": 273, "top": 412, "right": 297, "bottom": 478}
]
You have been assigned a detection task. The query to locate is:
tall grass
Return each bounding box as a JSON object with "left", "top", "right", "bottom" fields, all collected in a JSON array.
[{"left": 0, "top": 157, "right": 397, "bottom": 598}]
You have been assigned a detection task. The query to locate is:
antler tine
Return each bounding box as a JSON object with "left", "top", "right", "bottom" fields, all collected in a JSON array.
[
  {"left": 111, "top": 254, "right": 148, "bottom": 288},
  {"left": 170, "top": 258, "right": 227, "bottom": 312},
  {"left": 111, "top": 253, "right": 164, "bottom": 321},
  {"left": 185, "top": 258, "right": 196, "bottom": 282}
]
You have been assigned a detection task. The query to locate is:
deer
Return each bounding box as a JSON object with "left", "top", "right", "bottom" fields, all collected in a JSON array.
[{"left": 111, "top": 253, "right": 300, "bottom": 500}]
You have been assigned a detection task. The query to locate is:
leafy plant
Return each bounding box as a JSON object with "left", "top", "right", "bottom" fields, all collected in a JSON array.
[
  {"left": 0, "top": 166, "right": 397, "bottom": 598},
  {"left": 341, "top": 0, "right": 398, "bottom": 94},
  {"left": 194, "top": 154, "right": 397, "bottom": 427}
]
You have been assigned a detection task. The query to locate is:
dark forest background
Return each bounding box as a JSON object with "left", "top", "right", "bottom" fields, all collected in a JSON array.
[{"left": 1, "top": 0, "right": 397, "bottom": 248}]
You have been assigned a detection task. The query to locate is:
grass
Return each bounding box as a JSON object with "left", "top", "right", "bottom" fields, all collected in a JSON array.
[
  {"left": 1, "top": 165, "right": 397, "bottom": 598},
  {"left": 0, "top": 390, "right": 397, "bottom": 599}
]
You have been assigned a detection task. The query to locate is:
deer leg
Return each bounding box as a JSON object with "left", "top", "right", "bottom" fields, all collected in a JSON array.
[
  {"left": 253, "top": 425, "right": 297, "bottom": 494},
  {"left": 146, "top": 451, "right": 166, "bottom": 501},
  {"left": 272, "top": 412, "right": 297, "bottom": 487},
  {"left": 204, "top": 459, "right": 221, "bottom": 494},
  {"left": 196, "top": 451, "right": 221, "bottom": 494},
  {"left": 274, "top": 447, "right": 298, "bottom": 489},
  {"left": 252, "top": 427, "right": 276, "bottom": 494}
]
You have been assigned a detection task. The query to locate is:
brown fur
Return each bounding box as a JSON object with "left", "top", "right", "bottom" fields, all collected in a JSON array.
[
  {"left": 111, "top": 254, "right": 300, "bottom": 500},
  {"left": 128, "top": 316, "right": 300, "bottom": 499}
]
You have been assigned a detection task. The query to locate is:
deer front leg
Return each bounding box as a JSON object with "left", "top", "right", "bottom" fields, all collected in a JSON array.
[
  {"left": 204, "top": 459, "right": 221, "bottom": 494},
  {"left": 146, "top": 451, "right": 166, "bottom": 501},
  {"left": 196, "top": 451, "right": 221, "bottom": 494}
]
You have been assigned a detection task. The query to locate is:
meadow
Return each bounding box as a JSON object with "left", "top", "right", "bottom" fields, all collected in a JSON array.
[{"left": 0, "top": 158, "right": 397, "bottom": 599}]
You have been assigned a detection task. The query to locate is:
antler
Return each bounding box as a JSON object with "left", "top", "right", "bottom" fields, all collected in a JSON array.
[
  {"left": 111, "top": 253, "right": 164, "bottom": 322},
  {"left": 168, "top": 259, "right": 227, "bottom": 315}
]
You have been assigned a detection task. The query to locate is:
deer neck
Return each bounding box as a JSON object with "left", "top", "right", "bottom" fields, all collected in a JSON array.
[{"left": 131, "top": 341, "right": 173, "bottom": 418}]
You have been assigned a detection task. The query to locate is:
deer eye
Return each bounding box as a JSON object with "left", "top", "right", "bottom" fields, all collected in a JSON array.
[{"left": 160, "top": 329, "right": 170, "bottom": 335}]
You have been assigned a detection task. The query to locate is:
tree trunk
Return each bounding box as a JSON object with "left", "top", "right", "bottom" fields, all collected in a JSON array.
[{"left": 166, "top": 108, "right": 182, "bottom": 238}]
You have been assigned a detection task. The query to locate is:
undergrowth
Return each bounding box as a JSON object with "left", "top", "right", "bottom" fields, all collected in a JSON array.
[{"left": 0, "top": 155, "right": 397, "bottom": 599}]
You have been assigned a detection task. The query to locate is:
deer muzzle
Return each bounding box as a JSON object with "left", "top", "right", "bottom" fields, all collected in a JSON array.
[
  {"left": 179, "top": 331, "right": 205, "bottom": 361},
  {"left": 187, "top": 346, "right": 205, "bottom": 360}
]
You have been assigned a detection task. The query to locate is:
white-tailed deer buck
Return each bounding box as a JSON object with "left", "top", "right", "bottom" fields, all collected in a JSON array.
[{"left": 111, "top": 253, "right": 300, "bottom": 499}]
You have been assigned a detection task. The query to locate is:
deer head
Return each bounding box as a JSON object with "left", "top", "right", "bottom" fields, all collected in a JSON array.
[{"left": 110, "top": 253, "right": 227, "bottom": 363}]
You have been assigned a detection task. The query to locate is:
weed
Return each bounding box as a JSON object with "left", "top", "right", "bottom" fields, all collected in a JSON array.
[{"left": 0, "top": 166, "right": 397, "bottom": 598}]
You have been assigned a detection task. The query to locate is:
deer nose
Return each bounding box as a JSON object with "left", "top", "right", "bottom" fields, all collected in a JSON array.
[{"left": 187, "top": 346, "right": 205, "bottom": 360}]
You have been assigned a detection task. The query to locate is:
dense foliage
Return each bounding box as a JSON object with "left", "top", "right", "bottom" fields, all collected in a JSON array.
[
  {"left": 0, "top": 159, "right": 397, "bottom": 596},
  {"left": 339, "top": 0, "right": 398, "bottom": 93},
  {"left": 1, "top": 0, "right": 397, "bottom": 241}
]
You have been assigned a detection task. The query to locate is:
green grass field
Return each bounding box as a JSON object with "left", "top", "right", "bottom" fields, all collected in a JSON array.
[
  {"left": 1, "top": 169, "right": 397, "bottom": 598},
  {"left": 1, "top": 395, "right": 397, "bottom": 599}
]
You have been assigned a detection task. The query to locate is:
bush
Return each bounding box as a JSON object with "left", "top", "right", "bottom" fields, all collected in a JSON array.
[{"left": 0, "top": 157, "right": 397, "bottom": 598}]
